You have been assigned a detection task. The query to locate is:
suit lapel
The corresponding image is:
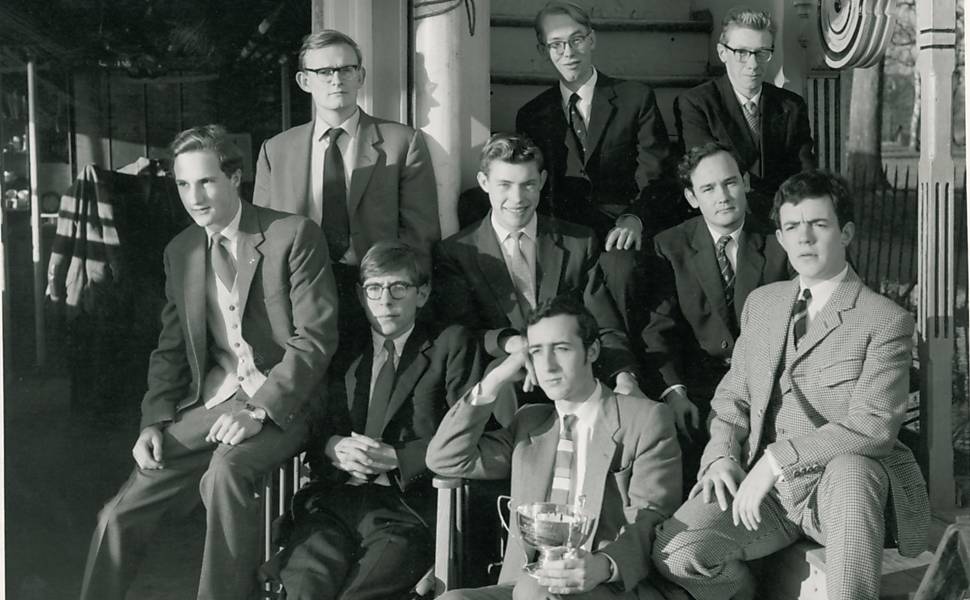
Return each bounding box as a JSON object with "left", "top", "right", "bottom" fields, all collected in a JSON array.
[
  {"left": 687, "top": 220, "right": 733, "bottom": 330},
  {"left": 792, "top": 269, "right": 863, "bottom": 363},
  {"left": 382, "top": 328, "right": 432, "bottom": 433},
  {"left": 182, "top": 228, "right": 208, "bottom": 378},
  {"left": 734, "top": 226, "right": 767, "bottom": 319},
  {"left": 579, "top": 390, "right": 618, "bottom": 545},
  {"left": 473, "top": 216, "right": 527, "bottom": 328},
  {"left": 761, "top": 280, "right": 801, "bottom": 398},
  {"left": 287, "top": 123, "right": 314, "bottom": 216},
  {"left": 584, "top": 76, "right": 617, "bottom": 163},
  {"left": 716, "top": 76, "right": 758, "bottom": 162},
  {"left": 536, "top": 220, "right": 564, "bottom": 303},
  {"left": 761, "top": 85, "right": 787, "bottom": 157},
  {"left": 234, "top": 202, "right": 264, "bottom": 317},
  {"left": 518, "top": 411, "right": 561, "bottom": 505},
  {"left": 348, "top": 111, "right": 380, "bottom": 220}
]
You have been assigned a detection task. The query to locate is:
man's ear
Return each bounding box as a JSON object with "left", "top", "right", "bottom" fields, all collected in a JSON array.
[
  {"left": 716, "top": 42, "right": 729, "bottom": 65},
  {"left": 295, "top": 70, "right": 311, "bottom": 93},
  {"left": 357, "top": 65, "right": 366, "bottom": 85},
  {"left": 586, "top": 338, "right": 601, "bottom": 364},
  {"left": 840, "top": 221, "right": 855, "bottom": 247},
  {"left": 684, "top": 188, "right": 699, "bottom": 209},
  {"left": 477, "top": 171, "right": 489, "bottom": 193},
  {"left": 415, "top": 283, "right": 431, "bottom": 308},
  {"left": 230, "top": 169, "right": 242, "bottom": 190},
  {"left": 539, "top": 169, "right": 548, "bottom": 190}
]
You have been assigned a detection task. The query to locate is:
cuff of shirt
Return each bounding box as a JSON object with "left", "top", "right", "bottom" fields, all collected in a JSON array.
[
  {"left": 661, "top": 384, "right": 687, "bottom": 400},
  {"left": 468, "top": 382, "right": 498, "bottom": 406},
  {"left": 600, "top": 553, "right": 620, "bottom": 583},
  {"left": 764, "top": 449, "right": 785, "bottom": 482},
  {"left": 617, "top": 213, "right": 643, "bottom": 230}
]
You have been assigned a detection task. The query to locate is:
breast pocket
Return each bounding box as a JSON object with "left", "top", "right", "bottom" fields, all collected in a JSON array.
[{"left": 818, "top": 357, "right": 864, "bottom": 387}]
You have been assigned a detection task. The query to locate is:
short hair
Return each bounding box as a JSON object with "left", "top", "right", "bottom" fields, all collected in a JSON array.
[
  {"left": 299, "top": 30, "right": 363, "bottom": 69},
  {"left": 479, "top": 132, "right": 545, "bottom": 174},
  {"left": 770, "top": 170, "right": 855, "bottom": 229},
  {"left": 526, "top": 294, "right": 599, "bottom": 351},
  {"left": 533, "top": 1, "right": 593, "bottom": 44},
  {"left": 678, "top": 142, "right": 738, "bottom": 190},
  {"left": 169, "top": 125, "right": 243, "bottom": 177},
  {"left": 719, "top": 7, "right": 776, "bottom": 45},
  {"left": 358, "top": 240, "right": 430, "bottom": 287}
]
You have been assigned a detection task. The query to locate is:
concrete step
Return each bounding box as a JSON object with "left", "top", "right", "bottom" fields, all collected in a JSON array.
[
  {"left": 492, "top": 0, "right": 691, "bottom": 21},
  {"left": 490, "top": 14, "right": 713, "bottom": 81},
  {"left": 490, "top": 74, "right": 709, "bottom": 139}
]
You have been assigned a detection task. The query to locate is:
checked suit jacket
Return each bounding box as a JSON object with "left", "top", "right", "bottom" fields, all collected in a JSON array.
[{"left": 701, "top": 268, "right": 929, "bottom": 557}]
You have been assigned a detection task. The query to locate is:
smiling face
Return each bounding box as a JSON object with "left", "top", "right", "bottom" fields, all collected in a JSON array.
[
  {"left": 775, "top": 195, "right": 854, "bottom": 286},
  {"left": 718, "top": 25, "right": 773, "bottom": 98},
  {"left": 539, "top": 12, "right": 596, "bottom": 88},
  {"left": 173, "top": 150, "right": 241, "bottom": 232},
  {"left": 296, "top": 43, "right": 364, "bottom": 121},
  {"left": 478, "top": 159, "right": 546, "bottom": 231},
  {"left": 526, "top": 314, "right": 599, "bottom": 403},
  {"left": 684, "top": 150, "right": 748, "bottom": 234},
  {"left": 358, "top": 269, "right": 429, "bottom": 340}
]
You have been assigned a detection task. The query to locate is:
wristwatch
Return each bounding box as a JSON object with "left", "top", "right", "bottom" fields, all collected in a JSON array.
[{"left": 243, "top": 403, "right": 267, "bottom": 424}]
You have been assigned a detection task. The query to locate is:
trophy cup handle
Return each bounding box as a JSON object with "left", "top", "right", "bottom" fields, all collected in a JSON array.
[{"left": 496, "top": 495, "right": 513, "bottom": 533}]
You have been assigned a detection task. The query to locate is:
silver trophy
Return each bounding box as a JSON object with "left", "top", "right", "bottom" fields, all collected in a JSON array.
[{"left": 499, "top": 497, "right": 596, "bottom": 575}]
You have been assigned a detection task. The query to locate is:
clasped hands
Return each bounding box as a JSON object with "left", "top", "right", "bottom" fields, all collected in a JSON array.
[
  {"left": 325, "top": 432, "right": 399, "bottom": 482},
  {"left": 132, "top": 408, "right": 265, "bottom": 470},
  {"left": 691, "top": 455, "right": 779, "bottom": 531},
  {"left": 528, "top": 549, "right": 613, "bottom": 595}
]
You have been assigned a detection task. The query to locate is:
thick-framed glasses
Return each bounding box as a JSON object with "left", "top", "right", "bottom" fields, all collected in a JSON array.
[
  {"left": 543, "top": 32, "right": 593, "bottom": 56},
  {"left": 719, "top": 43, "right": 773, "bottom": 64},
  {"left": 304, "top": 65, "right": 360, "bottom": 80},
  {"left": 362, "top": 281, "right": 417, "bottom": 300}
]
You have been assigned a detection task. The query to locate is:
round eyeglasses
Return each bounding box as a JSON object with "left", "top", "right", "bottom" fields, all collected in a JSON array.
[
  {"left": 361, "top": 281, "right": 417, "bottom": 300},
  {"left": 543, "top": 32, "right": 593, "bottom": 57}
]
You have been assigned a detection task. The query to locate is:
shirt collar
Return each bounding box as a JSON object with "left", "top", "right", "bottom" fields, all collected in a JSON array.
[
  {"left": 205, "top": 202, "right": 242, "bottom": 245},
  {"left": 799, "top": 264, "right": 849, "bottom": 305},
  {"left": 490, "top": 212, "right": 538, "bottom": 245},
  {"left": 705, "top": 221, "right": 744, "bottom": 248},
  {"left": 734, "top": 86, "right": 762, "bottom": 108},
  {"left": 560, "top": 68, "right": 598, "bottom": 109},
  {"left": 315, "top": 106, "right": 360, "bottom": 141},
  {"left": 372, "top": 325, "right": 414, "bottom": 359},
  {"left": 555, "top": 380, "right": 603, "bottom": 427}
]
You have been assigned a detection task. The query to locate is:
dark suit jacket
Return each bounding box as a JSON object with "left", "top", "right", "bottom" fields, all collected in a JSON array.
[
  {"left": 427, "top": 386, "right": 681, "bottom": 590},
  {"left": 252, "top": 109, "right": 440, "bottom": 264},
  {"left": 140, "top": 201, "right": 339, "bottom": 430},
  {"left": 304, "top": 323, "right": 485, "bottom": 523},
  {"left": 675, "top": 76, "right": 814, "bottom": 214},
  {"left": 516, "top": 73, "right": 672, "bottom": 238},
  {"left": 432, "top": 214, "right": 637, "bottom": 378},
  {"left": 639, "top": 216, "right": 790, "bottom": 399}
]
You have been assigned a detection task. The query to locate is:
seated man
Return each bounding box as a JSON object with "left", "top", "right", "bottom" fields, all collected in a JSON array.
[
  {"left": 428, "top": 294, "right": 681, "bottom": 600},
  {"left": 638, "top": 142, "right": 790, "bottom": 491},
  {"left": 433, "top": 132, "right": 642, "bottom": 422},
  {"left": 267, "top": 240, "right": 486, "bottom": 600},
  {"left": 79, "top": 125, "right": 338, "bottom": 600},
  {"left": 652, "top": 171, "right": 929, "bottom": 600}
]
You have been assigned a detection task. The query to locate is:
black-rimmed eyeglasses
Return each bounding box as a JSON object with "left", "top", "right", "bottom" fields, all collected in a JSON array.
[
  {"left": 720, "top": 43, "right": 773, "bottom": 64},
  {"left": 362, "top": 281, "right": 417, "bottom": 300},
  {"left": 304, "top": 65, "right": 361, "bottom": 79}
]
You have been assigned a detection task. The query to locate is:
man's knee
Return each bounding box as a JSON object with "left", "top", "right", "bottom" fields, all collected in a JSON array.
[
  {"left": 823, "top": 454, "right": 889, "bottom": 499},
  {"left": 199, "top": 453, "right": 259, "bottom": 504}
]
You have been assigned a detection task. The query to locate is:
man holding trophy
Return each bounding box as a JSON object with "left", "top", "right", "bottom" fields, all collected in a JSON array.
[{"left": 427, "top": 294, "right": 681, "bottom": 599}]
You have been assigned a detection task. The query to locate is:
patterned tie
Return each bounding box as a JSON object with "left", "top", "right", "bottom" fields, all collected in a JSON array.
[
  {"left": 210, "top": 233, "right": 236, "bottom": 289},
  {"left": 322, "top": 127, "right": 350, "bottom": 261},
  {"left": 506, "top": 231, "right": 536, "bottom": 310},
  {"left": 568, "top": 93, "right": 588, "bottom": 160},
  {"left": 715, "top": 235, "right": 736, "bottom": 311},
  {"left": 549, "top": 414, "right": 578, "bottom": 505},
  {"left": 743, "top": 100, "right": 761, "bottom": 145},
  {"left": 364, "top": 338, "right": 396, "bottom": 438},
  {"left": 792, "top": 288, "right": 812, "bottom": 347}
]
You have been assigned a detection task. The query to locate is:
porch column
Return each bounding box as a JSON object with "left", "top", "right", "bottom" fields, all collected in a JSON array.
[
  {"left": 414, "top": 0, "right": 491, "bottom": 238},
  {"left": 916, "top": 0, "right": 957, "bottom": 512}
]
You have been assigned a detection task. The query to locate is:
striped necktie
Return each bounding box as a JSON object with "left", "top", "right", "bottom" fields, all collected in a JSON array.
[
  {"left": 548, "top": 414, "right": 578, "bottom": 505},
  {"left": 568, "top": 93, "right": 588, "bottom": 159},
  {"left": 716, "top": 235, "right": 736, "bottom": 311},
  {"left": 743, "top": 99, "right": 761, "bottom": 145},
  {"left": 210, "top": 233, "right": 236, "bottom": 289},
  {"left": 792, "top": 288, "right": 812, "bottom": 347}
]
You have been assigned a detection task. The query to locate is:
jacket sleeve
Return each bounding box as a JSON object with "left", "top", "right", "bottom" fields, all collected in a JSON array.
[
  {"left": 674, "top": 92, "right": 716, "bottom": 153},
  {"left": 583, "top": 237, "right": 638, "bottom": 380},
  {"left": 426, "top": 388, "right": 516, "bottom": 481}
]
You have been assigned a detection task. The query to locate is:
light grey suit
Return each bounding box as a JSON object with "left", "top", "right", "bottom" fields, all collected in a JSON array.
[{"left": 652, "top": 268, "right": 929, "bottom": 600}]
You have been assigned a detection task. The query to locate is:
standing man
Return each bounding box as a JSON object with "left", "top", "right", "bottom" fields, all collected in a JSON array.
[
  {"left": 254, "top": 29, "right": 439, "bottom": 331},
  {"left": 652, "top": 171, "right": 929, "bottom": 600},
  {"left": 675, "top": 8, "right": 814, "bottom": 219},
  {"left": 80, "top": 125, "right": 339, "bottom": 600},
  {"left": 428, "top": 294, "right": 681, "bottom": 600},
  {"left": 515, "top": 2, "right": 673, "bottom": 250},
  {"left": 433, "top": 133, "right": 643, "bottom": 422},
  {"left": 639, "top": 142, "right": 790, "bottom": 491}
]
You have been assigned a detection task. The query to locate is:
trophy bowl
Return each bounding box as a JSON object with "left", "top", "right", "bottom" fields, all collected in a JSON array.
[{"left": 511, "top": 502, "right": 595, "bottom": 575}]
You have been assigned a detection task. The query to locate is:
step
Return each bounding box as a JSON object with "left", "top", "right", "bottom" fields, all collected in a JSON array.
[
  {"left": 490, "top": 15, "right": 712, "bottom": 80},
  {"left": 490, "top": 74, "right": 709, "bottom": 140},
  {"left": 750, "top": 540, "right": 934, "bottom": 600},
  {"left": 492, "top": 0, "right": 691, "bottom": 21}
]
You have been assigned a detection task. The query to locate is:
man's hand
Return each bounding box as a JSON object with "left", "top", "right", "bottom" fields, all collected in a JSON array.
[
  {"left": 613, "top": 371, "right": 643, "bottom": 397},
  {"left": 604, "top": 215, "right": 643, "bottom": 252},
  {"left": 534, "top": 550, "right": 612, "bottom": 595},
  {"left": 690, "top": 457, "right": 746, "bottom": 511},
  {"left": 132, "top": 425, "right": 165, "bottom": 470},
  {"left": 484, "top": 338, "right": 535, "bottom": 395},
  {"left": 664, "top": 387, "right": 700, "bottom": 436},
  {"left": 205, "top": 409, "right": 263, "bottom": 446},
  {"left": 326, "top": 433, "right": 399, "bottom": 479},
  {"left": 732, "top": 455, "right": 779, "bottom": 531}
]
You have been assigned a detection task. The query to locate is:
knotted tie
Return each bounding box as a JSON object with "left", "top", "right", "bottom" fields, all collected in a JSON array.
[
  {"left": 743, "top": 100, "right": 761, "bottom": 143},
  {"left": 549, "top": 414, "right": 578, "bottom": 505},
  {"left": 322, "top": 127, "right": 350, "bottom": 261},
  {"left": 715, "top": 235, "right": 736, "bottom": 311},
  {"left": 792, "top": 288, "right": 812, "bottom": 347},
  {"left": 210, "top": 233, "right": 236, "bottom": 289},
  {"left": 365, "top": 338, "right": 396, "bottom": 438},
  {"left": 568, "top": 92, "right": 588, "bottom": 160},
  {"left": 506, "top": 231, "right": 536, "bottom": 310}
]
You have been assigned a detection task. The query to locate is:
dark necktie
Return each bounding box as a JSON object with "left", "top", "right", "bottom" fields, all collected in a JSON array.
[
  {"left": 548, "top": 414, "right": 578, "bottom": 505},
  {"left": 743, "top": 99, "right": 761, "bottom": 145},
  {"left": 568, "top": 93, "right": 588, "bottom": 160},
  {"left": 716, "top": 235, "right": 736, "bottom": 310},
  {"left": 364, "top": 338, "right": 396, "bottom": 438},
  {"left": 322, "top": 127, "right": 350, "bottom": 261},
  {"left": 792, "top": 288, "right": 812, "bottom": 347},
  {"left": 210, "top": 233, "right": 236, "bottom": 289}
]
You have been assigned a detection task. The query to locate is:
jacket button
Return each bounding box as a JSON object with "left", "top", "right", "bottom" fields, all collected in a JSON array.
[{"left": 721, "top": 340, "right": 729, "bottom": 349}]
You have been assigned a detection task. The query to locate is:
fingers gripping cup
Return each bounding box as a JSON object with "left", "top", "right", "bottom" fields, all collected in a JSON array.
[{"left": 498, "top": 497, "right": 596, "bottom": 575}]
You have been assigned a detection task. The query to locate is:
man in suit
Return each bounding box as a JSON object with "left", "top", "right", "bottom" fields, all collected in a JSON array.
[
  {"left": 433, "top": 133, "right": 643, "bottom": 421},
  {"left": 79, "top": 125, "right": 339, "bottom": 600},
  {"left": 675, "top": 8, "right": 814, "bottom": 219},
  {"left": 263, "top": 241, "right": 485, "bottom": 600},
  {"left": 638, "top": 142, "right": 790, "bottom": 491},
  {"left": 516, "top": 2, "right": 673, "bottom": 249},
  {"left": 428, "top": 294, "right": 682, "bottom": 600},
  {"left": 253, "top": 29, "right": 439, "bottom": 334},
  {"left": 652, "top": 171, "right": 929, "bottom": 600}
]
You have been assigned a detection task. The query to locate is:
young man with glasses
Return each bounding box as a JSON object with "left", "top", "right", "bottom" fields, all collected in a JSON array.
[
  {"left": 264, "top": 240, "right": 485, "bottom": 600},
  {"left": 253, "top": 30, "right": 439, "bottom": 338},
  {"left": 675, "top": 7, "right": 815, "bottom": 220}
]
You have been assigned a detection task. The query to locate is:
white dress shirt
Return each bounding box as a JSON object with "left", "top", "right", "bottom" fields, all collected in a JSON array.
[
  {"left": 560, "top": 68, "right": 598, "bottom": 124},
  {"left": 705, "top": 222, "right": 744, "bottom": 273}
]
